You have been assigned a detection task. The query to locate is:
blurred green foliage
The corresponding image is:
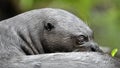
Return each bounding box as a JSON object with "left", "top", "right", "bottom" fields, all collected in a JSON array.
[
  {"left": 20, "top": 0, "right": 34, "bottom": 10},
  {"left": 111, "top": 48, "right": 118, "bottom": 57}
]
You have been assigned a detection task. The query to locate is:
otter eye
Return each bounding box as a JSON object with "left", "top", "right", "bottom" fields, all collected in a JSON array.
[
  {"left": 45, "top": 23, "right": 54, "bottom": 31},
  {"left": 77, "top": 35, "right": 88, "bottom": 45}
]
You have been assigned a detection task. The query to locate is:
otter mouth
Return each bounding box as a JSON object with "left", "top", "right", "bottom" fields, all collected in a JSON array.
[{"left": 73, "top": 45, "right": 103, "bottom": 52}]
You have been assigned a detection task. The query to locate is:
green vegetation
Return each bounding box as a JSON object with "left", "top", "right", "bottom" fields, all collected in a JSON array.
[
  {"left": 20, "top": 0, "right": 34, "bottom": 10},
  {"left": 111, "top": 48, "right": 118, "bottom": 57}
]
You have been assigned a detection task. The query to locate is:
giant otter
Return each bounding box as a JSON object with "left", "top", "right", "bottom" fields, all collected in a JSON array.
[
  {"left": 2, "top": 8, "right": 120, "bottom": 68},
  {"left": 0, "top": 8, "right": 102, "bottom": 59}
]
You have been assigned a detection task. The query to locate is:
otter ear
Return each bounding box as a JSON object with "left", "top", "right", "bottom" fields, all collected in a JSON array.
[{"left": 44, "top": 23, "right": 54, "bottom": 31}]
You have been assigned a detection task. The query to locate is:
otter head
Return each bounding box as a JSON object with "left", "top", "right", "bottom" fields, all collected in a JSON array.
[{"left": 41, "top": 8, "right": 102, "bottom": 53}]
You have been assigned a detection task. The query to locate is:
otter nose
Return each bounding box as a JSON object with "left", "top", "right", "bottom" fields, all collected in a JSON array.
[
  {"left": 84, "top": 42, "right": 103, "bottom": 52},
  {"left": 74, "top": 41, "right": 103, "bottom": 52},
  {"left": 88, "top": 42, "right": 100, "bottom": 52},
  {"left": 85, "top": 41, "right": 103, "bottom": 52}
]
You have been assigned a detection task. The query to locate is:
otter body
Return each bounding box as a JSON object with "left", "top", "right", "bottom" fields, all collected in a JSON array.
[
  {"left": 0, "top": 8, "right": 120, "bottom": 68},
  {"left": 0, "top": 8, "right": 102, "bottom": 59}
]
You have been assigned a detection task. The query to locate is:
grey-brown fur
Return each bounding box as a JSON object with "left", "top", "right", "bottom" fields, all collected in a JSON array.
[
  {"left": 0, "top": 8, "right": 113, "bottom": 68},
  {"left": 0, "top": 8, "right": 102, "bottom": 57}
]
